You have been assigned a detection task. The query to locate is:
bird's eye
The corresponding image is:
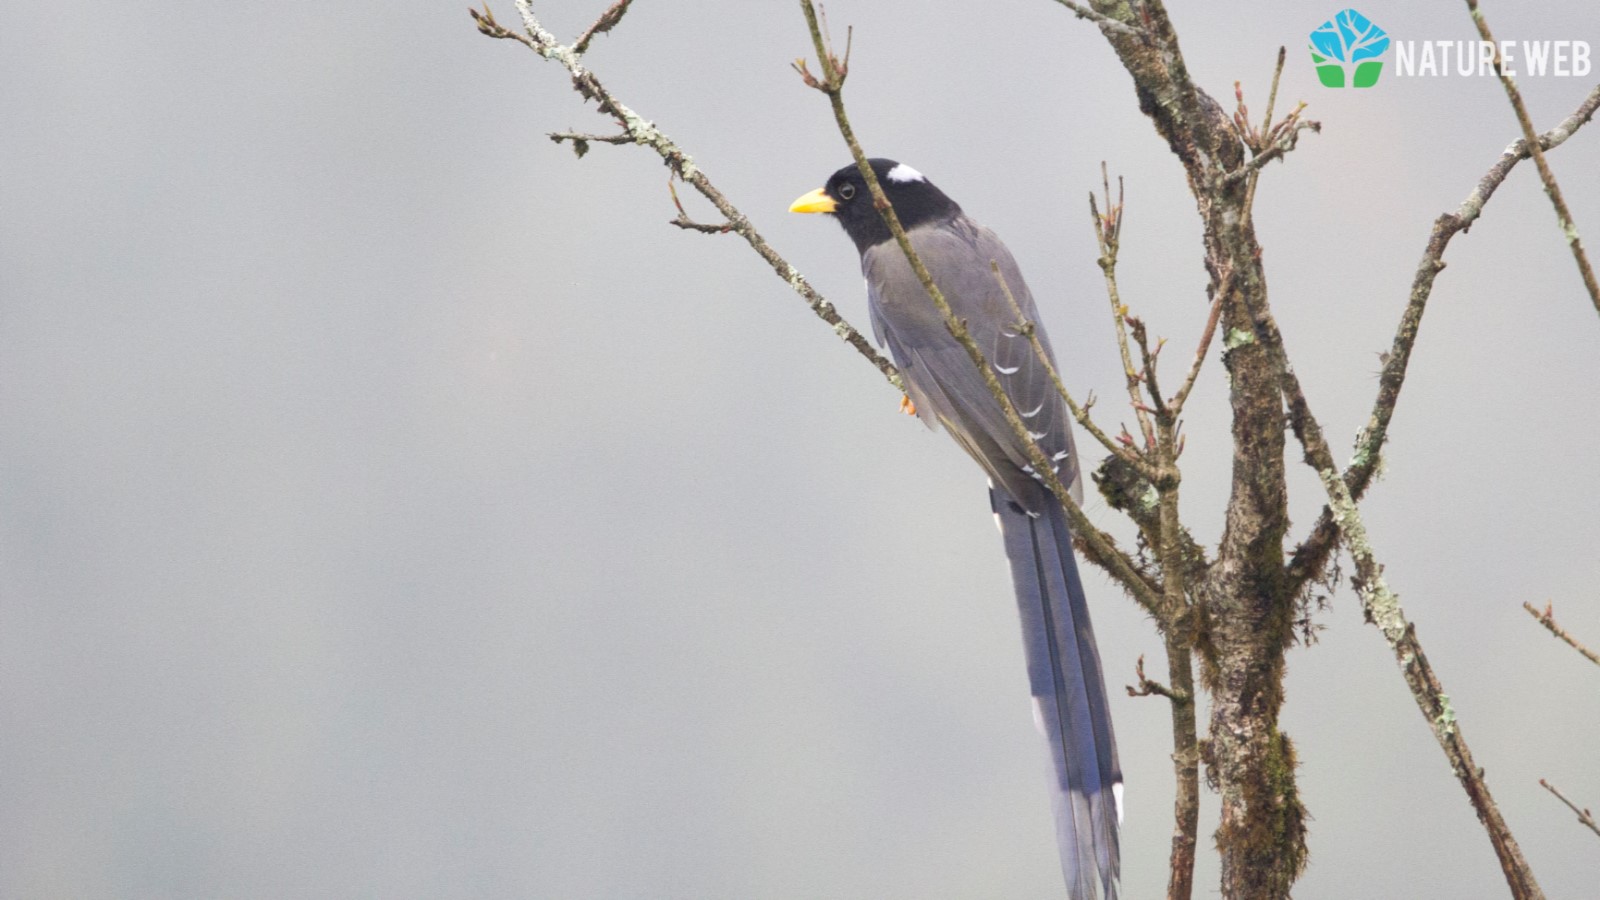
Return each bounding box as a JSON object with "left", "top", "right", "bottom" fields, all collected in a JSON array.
[{"left": 838, "top": 183, "right": 856, "bottom": 200}]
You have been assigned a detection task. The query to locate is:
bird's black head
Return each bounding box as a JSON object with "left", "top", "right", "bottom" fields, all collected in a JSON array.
[{"left": 790, "top": 158, "right": 962, "bottom": 254}]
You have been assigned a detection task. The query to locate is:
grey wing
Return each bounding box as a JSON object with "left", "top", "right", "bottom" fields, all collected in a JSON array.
[{"left": 864, "top": 220, "right": 1082, "bottom": 510}]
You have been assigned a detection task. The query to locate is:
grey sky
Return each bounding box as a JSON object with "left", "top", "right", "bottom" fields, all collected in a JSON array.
[{"left": 3, "top": 2, "right": 1597, "bottom": 897}]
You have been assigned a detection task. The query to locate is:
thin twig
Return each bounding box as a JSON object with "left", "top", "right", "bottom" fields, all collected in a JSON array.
[
  {"left": 1286, "top": 83, "right": 1600, "bottom": 597},
  {"left": 1467, "top": 0, "right": 1600, "bottom": 316},
  {"left": 1223, "top": 56, "right": 1319, "bottom": 190},
  {"left": 470, "top": 1, "right": 902, "bottom": 391},
  {"left": 1260, "top": 47, "right": 1286, "bottom": 143},
  {"left": 669, "top": 216, "right": 732, "bottom": 234},
  {"left": 471, "top": 4, "right": 536, "bottom": 47},
  {"left": 1523, "top": 602, "right": 1600, "bottom": 667},
  {"left": 665, "top": 177, "right": 732, "bottom": 233},
  {"left": 548, "top": 130, "right": 631, "bottom": 159},
  {"left": 1048, "top": 0, "right": 1143, "bottom": 37},
  {"left": 571, "top": 0, "right": 635, "bottom": 56},
  {"left": 1091, "top": 172, "right": 1157, "bottom": 451},
  {"left": 549, "top": 130, "right": 631, "bottom": 144},
  {"left": 1221, "top": 114, "right": 1319, "bottom": 185},
  {"left": 991, "top": 262, "right": 1156, "bottom": 477},
  {"left": 1129, "top": 316, "right": 1166, "bottom": 421},
  {"left": 1237, "top": 48, "right": 1288, "bottom": 237},
  {"left": 1169, "top": 271, "right": 1228, "bottom": 416},
  {"left": 1127, "top": 654, "right": 1190, "bottom": 702},
  {"left": 1540, "top": 779, "right": 1600, "bottom": 841},
  {"left": 795, "top": 0, "right": 1163, "bottom": 614}
]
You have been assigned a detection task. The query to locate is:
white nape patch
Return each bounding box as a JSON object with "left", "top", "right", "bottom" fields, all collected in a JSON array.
[
  {"left": 1113, "top": 782, "right": 1125, "bottom": 824},
  {"left": 886, "top": 163, "right": 926, "bottom": 183},
  {"left": 1031, "top": 697, "right": 1046, "bottom": 735}
]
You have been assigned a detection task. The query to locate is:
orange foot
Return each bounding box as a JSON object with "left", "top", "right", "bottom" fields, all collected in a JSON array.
[{"left": 899, "top": 395, "right": 917, "bottom": 416}]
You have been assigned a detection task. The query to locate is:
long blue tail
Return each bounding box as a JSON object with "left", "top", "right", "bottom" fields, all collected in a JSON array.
[{"left": 992, "top": 487, "right": 1121, "bottom": 899}]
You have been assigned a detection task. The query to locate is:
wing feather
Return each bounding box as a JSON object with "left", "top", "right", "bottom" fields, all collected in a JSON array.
[{"left": 862, "top": 218, "right": 1081, "bottom": 509}]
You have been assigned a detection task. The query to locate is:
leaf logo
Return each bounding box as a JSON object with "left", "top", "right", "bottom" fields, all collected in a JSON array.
[{"left": 1310, "top": 9, "right": 1391, "bottom": 88}]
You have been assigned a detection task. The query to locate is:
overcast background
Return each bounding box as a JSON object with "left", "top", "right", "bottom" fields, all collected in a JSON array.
[{"left": 3, "top": 2, "right": 1598, "bottom": 898}]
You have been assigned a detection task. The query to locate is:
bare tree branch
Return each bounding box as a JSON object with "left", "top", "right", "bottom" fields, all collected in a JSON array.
[
  {"left": 1222, "top": 79, "right": 1320, "bottom": 189},
  {"left": 1091, "top": 173, "right": 1159, "bottom": 453},
  {"left": 548, "top": 130, "right": 631, "bottom": 159},
  {"left": 1220, "top": 115, "right": 1319, "bottom": 185},
  {"left": 1084, "top": 2, "right": 1306, "bottom": 893},
  {"left": 667, "top": 216, "right": 734, "bottom": 234},
  {"left": 1523, "top": 602, "right": 1600, "bottom": 668},
  {"left": 1246, "top": 259, "right": 1545, "bottom": 900},
  {"left": 1169, "top": 278, "right": 1226, "bottom": 416},
  {"left": 1151, "top": 479, "right": 1201, "bottom": 894},
  {"left": 1467, "top": 0, "right": 1600, "bottom": 315},
  {"left": 469, "top": 2, "right": 903, "bottom": 391},
  {"left": 665, "top": 178, "right": 733, "bottom": 233},
  {"left": 991, "top": 262, "right": 1157, "bottom": 478},
  {"left": 1286, "top": 83, "right": 1600, "bottom": 597},
  {"left": 572, "top": 0, "right": 634, "bottom": 56},
  {"left": 1540, "top": 779, "right": 1600, "bottom": 841},
  {"left": 1048, "top": 0, "right": 1143, "bottom": 37},
  {"left": 1127, "top": 654, "right": 1190, "bottom": 702},
  {"left": 1236, "top": 47, "right": 1288, "bottom": 228}
]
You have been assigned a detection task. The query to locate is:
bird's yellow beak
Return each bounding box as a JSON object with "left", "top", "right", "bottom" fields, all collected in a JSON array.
[{"left": 789, "top": 188, "right": 837, "bottom": 214}]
